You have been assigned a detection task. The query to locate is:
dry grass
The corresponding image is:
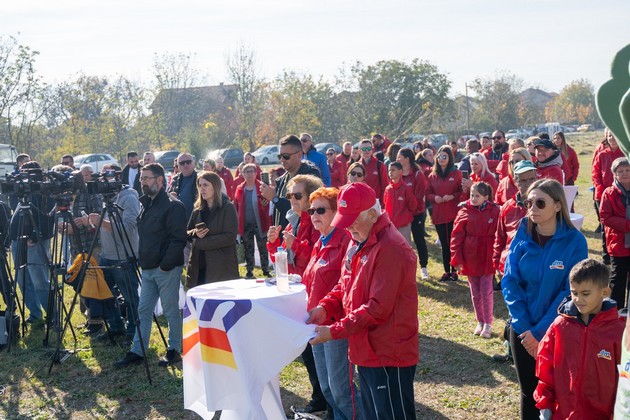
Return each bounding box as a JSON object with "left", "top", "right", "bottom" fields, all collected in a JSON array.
[{"left": 0, "top": 131, "right": 606, "bottom": 419}]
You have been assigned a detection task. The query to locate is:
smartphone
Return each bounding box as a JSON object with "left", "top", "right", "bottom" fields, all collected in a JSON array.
[
  {"left": 195, "top": 222, "right": 207, "bottom": 230},
  {"left": 261, "top": 172, "right": 270, "bottom": 185},
  {"left": 461, "top": 170, "right": 469, "bottom": 179}
]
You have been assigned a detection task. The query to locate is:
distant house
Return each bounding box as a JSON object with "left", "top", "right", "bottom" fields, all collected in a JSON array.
[
  {"left": 519, "top": 88, "right": 557, "bottom": 110},
  {"left": 149, "top": 84, "right": 237, "bottom": 137}
]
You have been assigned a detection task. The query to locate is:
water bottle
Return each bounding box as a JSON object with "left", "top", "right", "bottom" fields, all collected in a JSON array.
[{"left": 275, "top": 246, "right": 289, "bottom": 292}]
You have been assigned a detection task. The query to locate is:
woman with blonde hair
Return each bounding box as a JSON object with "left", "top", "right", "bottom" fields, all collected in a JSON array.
[
  {"left": 495, "top": 148, "right": 532, "bottom": 205},
  {"left": 462, "top": 152, "right": 498, "bottom": 200}
]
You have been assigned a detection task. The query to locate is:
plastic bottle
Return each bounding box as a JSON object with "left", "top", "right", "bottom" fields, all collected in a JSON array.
[{"left": 275, "top": 246, "right": 289, "bottom": 292}]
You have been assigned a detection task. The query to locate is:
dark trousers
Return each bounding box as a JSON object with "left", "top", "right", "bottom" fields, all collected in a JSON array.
[
  {"left": 357, "top": 365, "right": 416, "bottom": 420},
  {"left": 509, "top": 326, "right": 539, "bottom": 420},
  {"left": 243, "top": 223, "right": 269, "bottom": 273},
  {"left": 611, "top": 256, "right": 630, "bottom": 309},
  {"left": 411, "top": 213, "right": 429, "bottom": 268},
  {"left": 594, "top": 200, "right": 611, "bottom": 264},
  {"left": 302, "top": 342, "right": 327, "bottom": 408},
  {"left": 435, "top": 222, "right": 454, "bottom": 274}
]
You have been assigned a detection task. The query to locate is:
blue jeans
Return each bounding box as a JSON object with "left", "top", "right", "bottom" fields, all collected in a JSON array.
[
  {"left": 130, "top": 266, "right": 183, "bottom": 356},
  {"left": 100, "top": 257, "right": 140, "bottom": 336},
  {"left": 12, "top": 239, "right": 51, "bottom": 320},
  {"left": 312, "top": 338, "right": 358, "bottom": 420}
]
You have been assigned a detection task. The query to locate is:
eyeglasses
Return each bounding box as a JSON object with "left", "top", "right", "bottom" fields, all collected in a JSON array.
[
  {"left": 349, "top": 171, "right": 364, "bottom": 177},
  {"left": 286, "top": 192, "right": 305, "bottom": 200},
  {"left": 413, "top": 144, "right": 421, "bottom": 148},
  {"left": 307, "top": 207, "right": 329, "bottom": 215},
  {"left": 300, "top": 138, "right": 310, "bottom": 143},
  {"left": 277, "top": 150, "right": 301, "bottom": 160},
  {"left": 492, "top": 136, "right": 503, "bottom": 140},
  {"left": 140, "top": 176, "right": 156, "bottom": 181},
  {"left": 62, "top": 161, "right": 72, "bottom": 166},
  {"left": 437, "top": 155, "right": 448, "bottom": 160},
  {"left": 524, "top": 198, "right": 554, "bottom": 209},
  {"left": 178, "top": 160, "right": 193, "bottom": 165},
  {"left": 326, "top": 153, "right": 334, "bottom": 156},
  {"left": 242, "top": 170, "right": 255, "bottom": 174},
  {"left": 360, "top": 147, "right": 372, "bottom": 152}
]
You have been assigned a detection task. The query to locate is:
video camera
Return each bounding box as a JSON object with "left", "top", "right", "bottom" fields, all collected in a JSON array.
[
  {"left": 86, "top": 169, "right": 124, "bottom": 196},
  {"left": 0, "top": 169, "right": 85, "bottom": 197}
]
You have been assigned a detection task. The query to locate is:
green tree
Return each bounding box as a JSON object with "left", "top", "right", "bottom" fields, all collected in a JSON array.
[
  {"left": 470, "top": 72, "right": 523, "bottom": 130},
  {"left": 545, "top": 79, "right": 599, "bottom": 125}
]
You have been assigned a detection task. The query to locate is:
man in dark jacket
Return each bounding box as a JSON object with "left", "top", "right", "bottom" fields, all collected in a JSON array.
[
  {"left": 121, "top": 151, "right": 142, "bottom": 196},
  {"left": 115, "top": 163, "right": 187, "bottom": 368}
]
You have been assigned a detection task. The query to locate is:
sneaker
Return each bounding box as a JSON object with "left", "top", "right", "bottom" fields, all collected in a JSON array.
[
  {"left": 245, "top": 271, "right": 255, "bottom": 279},
  {"left": 492, "top": 353, "right": 512, "bottom": 363},
  {"left": 262, "top": 271, "right": 272, "bottom": 278},
  {"left": 439, "top": 273, "right": 450, "bottom": 282},
  {"left": 158, "top": 349, "right": 182, "bottom": 367},
  {"left": 421, "top": 267, "right": 429, "bottom": 280},
  {"left": 473, "top": 322, "right": 483, "bottom": 335},
  {"left": 480, "top": 324, "right": 492, "bottom": 339},
  {"left": 291, "top": 402, "right": 328, "bottom": 414},
  {"left": 449, "top": 272, "right": 459, "bottom": 282},
  {"left": 114, "top": 351, "right": 144, "bottom": 368}
]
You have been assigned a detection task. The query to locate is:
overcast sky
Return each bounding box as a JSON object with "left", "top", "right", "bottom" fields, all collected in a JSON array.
[{"left": 2, "top": 0, "right": 628, "bottom": 96}]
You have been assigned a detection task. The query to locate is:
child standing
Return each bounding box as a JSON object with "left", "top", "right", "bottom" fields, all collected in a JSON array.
[
  {"left": 535, "top": 258, "right": 625, "bottom": 419},
  {"left": 450, "top": 181, "right": 499, "bottom": 338},
  {"left": 383, "top": 161, "right": 417, "bottom": 246}
]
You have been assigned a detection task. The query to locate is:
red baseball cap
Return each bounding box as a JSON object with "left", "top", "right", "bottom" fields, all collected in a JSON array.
[{"left": 331, "top": 183, "right": 377, "bottom": 229}]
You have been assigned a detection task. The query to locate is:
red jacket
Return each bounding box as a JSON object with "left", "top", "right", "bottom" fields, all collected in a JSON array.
[
  {"left": 267, "top": 211, "right": 319, "bottom": 276},
  {"left": 463, "top": 171, "right": 499, "bottom": 201},
  {"left": 383, "top": 180, "right": 417, "bottom": 228},
  {"left": 402, "top": 168, "right": 427, "bottom": 214},
  {"left": 418, "top": 161, "right": 433, "bottom": 179},
  {"left": 360, "top": 157, "right": 389, "bottom": 202},
  {"left": 534, "top": 298, "right": 624, "bottom": 419},
  {"left": 536, "top": 164, "right": 564, "bottom": 185},
  {"left": 495, "top": 175, "right": 518, "bottom": 206},
  {"left": 493, "top": 198, "right": 527, "bottom": 273},
  {"left": 560, "top": 145, "right": 580, "bottom": 185},
  {"left": 319, "top": 213, "right": 419, "bottom": 367},
  {"left": 302, "top": 228, "right": 350, "bottom": 320},
  {"left": 232, "top": 180, "right": 271, "bottom": 236},
  {"left": 328, "top": 158, "right": 346, "bottom": 188},
  {"left": 216, "top": 167, "right": 235, "bottom": 200},
  {"left": 593, "top": 146, "right": 625, "bottom": 200},
  {"left": 426, "top": 168, "right": 463, "bottom": 225},
  {"left": 495, "top": 152, "right": 510, "bottom": 181},
  {"left": 450, "top": 201, "right": 500, "bottom": 276},
  {"left": 233, "top": 164, "right": 263, "bottom": 196},
  {"left": 373, "top": 137, "right": 392, "bottom": 154},
  {"left": 600, "top": 183, "right": 630, "bottom": 257}
]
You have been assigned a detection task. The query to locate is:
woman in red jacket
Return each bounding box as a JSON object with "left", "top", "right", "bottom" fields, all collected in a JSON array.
[
  {"left": 326, "top": 148, "right": 346, "bottom": 188},
  {"left": 495, "top": 148, "right": 531, "bottom": 206},
  {"left": 599, "top": 156, "right": 630, "bottom": 309},
  {"left": 302, "top": 187, "right": 357, "bottom": 420},
  {"left": 462, "top": 152, "right": 498, "bottom": 201},
  {"left": 553, "top": 131, "right": 579, "bottom": 185},
  {"left": 426, "top": 145, "right": 463, "bottom": 281},
  {"left": 267, "top": 174, "right": 322, "bottom": 275},
  {"left": 451, "top": 182, "right": 500, "bottom": 338}
]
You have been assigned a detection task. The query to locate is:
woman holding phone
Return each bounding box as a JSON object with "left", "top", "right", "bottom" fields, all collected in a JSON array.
[{"left": 186, "top": 171, "right": 239, "bottom": 287}]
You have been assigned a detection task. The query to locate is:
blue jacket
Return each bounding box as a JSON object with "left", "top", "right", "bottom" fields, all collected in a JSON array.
[
  {"left": 304, "top": 147, "right": 331, "bottom": 187},
  {"left": 502, "top": 217, "right": 588, "bottom": 341}
]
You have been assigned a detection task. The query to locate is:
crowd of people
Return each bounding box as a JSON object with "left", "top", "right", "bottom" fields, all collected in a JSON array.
[{"left": 3, "top": 126, "right": 630, "bottom": 419}]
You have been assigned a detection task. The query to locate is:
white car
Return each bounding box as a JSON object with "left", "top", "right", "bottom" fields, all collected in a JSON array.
[
  {"left": 252, "top": 145, "right": 280, "bottom": 165},
  {"left": 74, "top": 153, "right": 119, "bottom": 173}
]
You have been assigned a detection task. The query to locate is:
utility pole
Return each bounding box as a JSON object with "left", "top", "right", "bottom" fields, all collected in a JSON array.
[{"left": 465, "top": 83, "right": 470, "bottom": 134}]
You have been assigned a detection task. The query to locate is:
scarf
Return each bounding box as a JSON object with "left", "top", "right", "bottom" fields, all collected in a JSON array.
[{"left": 614, "top": 179, "right": 630, "bottom": 248}]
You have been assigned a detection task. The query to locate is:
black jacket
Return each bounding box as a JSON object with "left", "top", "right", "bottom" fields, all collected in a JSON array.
[
  {"left": 273, "top": 161, "right": 321, "bottom": 229},
  {"left": 122, "top": 164, "right": 142, "bottom": 196},
  {"left": 9, "top": 194, "right": 55, "bottom": 242},
  {"left": 138, "top": 188, "right": 187, "bottom": 271}
]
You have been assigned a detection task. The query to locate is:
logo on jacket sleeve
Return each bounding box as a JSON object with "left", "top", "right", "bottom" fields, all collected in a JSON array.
[
  {"left": 340, "top": 200, "right": 347, "bottom": 208},
  {"left": 549, "top": 260, "right": 564, "bottom": 270},
  {"left": 597, "top": 349, "right": 612, "bottom": 360},
  {"left": 398, "top": 196, "right": 404, "bottom": 201}
]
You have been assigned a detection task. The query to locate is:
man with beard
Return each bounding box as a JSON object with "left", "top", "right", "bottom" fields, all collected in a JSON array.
[
  {"left": 483, "top": 130, "right": 509, "bottom": 173},
  {"left": 534, "top": 139, "right": 564, "bottom": 184},
  {"left": 122, "top": 151, "right": 142, "bottom": 196}
]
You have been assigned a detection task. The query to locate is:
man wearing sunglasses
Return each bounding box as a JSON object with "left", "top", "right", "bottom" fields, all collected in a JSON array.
[
  {"left": 359, "top": 138, "right": 389, "bottom": 203},
  {"left": 483, "top": 130, "right": 509, "bottom": 173},
  {"left": 300, "top": 133, "right": 331, "bottom": 187},
  {"left": 260, "top": 135, "right": 322, "bottom": 230},
  {"left": 167, "top": 153, "right": 198, "bottom": 265}
]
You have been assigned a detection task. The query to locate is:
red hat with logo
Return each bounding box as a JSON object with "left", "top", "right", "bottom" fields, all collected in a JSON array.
[{"left": 331, "top": 183, "right": 377, "bottom": 229}]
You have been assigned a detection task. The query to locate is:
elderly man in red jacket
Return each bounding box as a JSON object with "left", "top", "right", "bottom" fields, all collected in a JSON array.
[{"left": 307, "top": 182, "right": 419, "bottom": 419}]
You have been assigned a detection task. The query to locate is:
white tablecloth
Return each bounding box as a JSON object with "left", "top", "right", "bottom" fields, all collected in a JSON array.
[{"left": 183, "top": 279, "right": 315, "bottom": 420}]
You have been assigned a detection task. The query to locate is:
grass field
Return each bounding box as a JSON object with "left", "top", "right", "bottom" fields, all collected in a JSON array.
[{"left": 0, "top": 131, "right": 607, "bottom": 419}]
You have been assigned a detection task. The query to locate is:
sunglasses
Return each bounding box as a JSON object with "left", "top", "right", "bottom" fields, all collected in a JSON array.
[
  {"left": 361, "top": 147, "right": 372, "bottom": 152},
  {"left": 300, "top": 138, "right": 310, "bottom": 143},
  {"left": 349, "top": 171, "right": 364, "bottom": 177},
  {"left": 326, "top": 153, "right": 334, "bottom": 156},
  {"left": 277, "top": 150, "right": 301, "bottom": 160},
  {"left": 307, "top": 207, "right": 329, "bottom": 215},
  {"left": 524, "top": 198, "right": 553, "bottom": 209},
  {"left": 437, "top": 155, "right": 448, "bottom": 160},
  {"left": 178, "top": 160, "right": 193, "bottom": 165},
  {"left": 286, "top": 192, "right": 305, "bottom": 200},
  {"left": 492, "top": 136, "right": 503, "bottom": 140}
]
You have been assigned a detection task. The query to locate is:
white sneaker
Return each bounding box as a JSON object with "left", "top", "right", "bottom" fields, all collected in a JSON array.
[
  {"left": 473, "top": 322, "right": 483, "bottom": 335},
  {"left": 421, "top": 267, "right": 429, "bottom": 280},
  {"left": 481, "top": 324, "right": 492, "bottom": 339}
]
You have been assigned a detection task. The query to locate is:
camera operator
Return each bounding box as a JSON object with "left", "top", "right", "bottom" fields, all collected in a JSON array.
[
  {"left": 0, "top": 197, "right": 11, "bottom": 308},
  {"left": 9, "top": 161, "right": 55, "bottom": 324},
  {"left": 87, "top": 164, "right": 140, "bottom": 343}
]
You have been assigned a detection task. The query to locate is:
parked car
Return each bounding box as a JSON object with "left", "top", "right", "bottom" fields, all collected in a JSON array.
[
  {"left": 74, "top": 153, "right": 119, "bottom": 173},
  {"left": 577, "top": 124, "right": 594, "bottom": 132},
  {"left": 314, "top": 143, "right": 342, "bottom": 155},
  {"left": 207, "top": 148, "right": 244, "bottom": 168},
  {"left": 154, "top": 150, "right": 180, "bottom": 172},
  {"left": 252, "top": 145, "right": 280, "bottom": 165}
]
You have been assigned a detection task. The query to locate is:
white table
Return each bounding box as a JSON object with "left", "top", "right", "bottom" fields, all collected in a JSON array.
[{"left": 183, "top": 279, "right": 315, "bottom": 420}]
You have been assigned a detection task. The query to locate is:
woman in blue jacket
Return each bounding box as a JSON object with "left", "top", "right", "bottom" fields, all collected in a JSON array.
[{"left": 502, "top": 178, "right": 588, "bottom": 420}]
